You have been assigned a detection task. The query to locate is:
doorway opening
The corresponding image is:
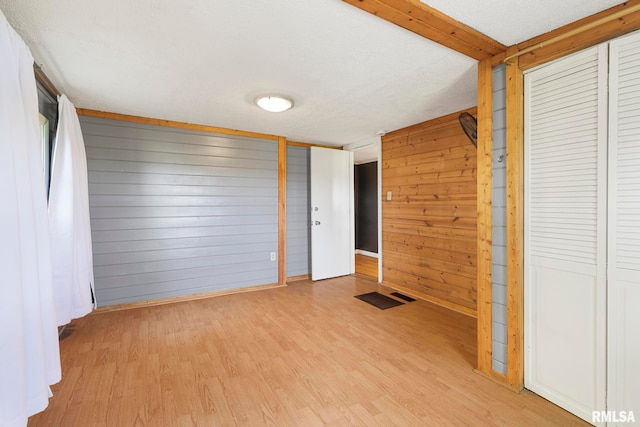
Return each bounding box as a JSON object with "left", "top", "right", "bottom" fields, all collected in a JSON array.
[{"left": 350, "top": 143, "right": 381, "bottom": 282}]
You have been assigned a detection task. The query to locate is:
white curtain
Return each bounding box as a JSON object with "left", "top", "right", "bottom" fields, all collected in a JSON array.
[
  {"left": 49, "top": 95, "right": 95, "bottom": 326},
  {"left": 0, "top": 9, "right": 61, "bottom": 427}
]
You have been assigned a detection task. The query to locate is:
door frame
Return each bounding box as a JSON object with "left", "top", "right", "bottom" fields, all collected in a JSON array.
[{"left": 345, "top": 138, "right": 382, "bottom": 282}]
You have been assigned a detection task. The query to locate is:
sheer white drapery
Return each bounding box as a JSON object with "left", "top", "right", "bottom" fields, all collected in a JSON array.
[
  {"left": 49, "top": 95, "right": 95, "bottom": 325},
  {"left": 0, "top": 9, "right": 61, "bottom": 426}
]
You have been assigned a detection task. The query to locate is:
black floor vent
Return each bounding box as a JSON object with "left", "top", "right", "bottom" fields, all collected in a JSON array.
[{"left": 354, "top": 292, "right": 404, "bottom": 310}]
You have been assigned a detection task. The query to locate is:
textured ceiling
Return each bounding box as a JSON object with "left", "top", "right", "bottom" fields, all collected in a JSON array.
[
  {"left": 0, "top": 1, "right": 626, "bottom": 146},
  {"left": 0, "top": 0, "right": 476, "bottom": 147},
  {"left": 420, "top": 0, "right": 624, "bottom": 46}
]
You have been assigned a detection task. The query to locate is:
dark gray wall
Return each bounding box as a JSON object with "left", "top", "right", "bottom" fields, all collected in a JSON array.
[
  {"left": 492, "top": 64, "right": 508, "bottom": 375},
  {"left": 286, "top": 146, "right": 310, "bottom": 277},
  {"left": 81, "top": 117, "right": 279, "bottom": 306},
  {"left": 355, "top": 161, "right": 378, "bottom": 253}
]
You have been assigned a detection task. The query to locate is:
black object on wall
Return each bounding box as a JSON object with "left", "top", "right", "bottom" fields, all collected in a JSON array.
[{"left": 354, "top": 161, "right": 378, "bottom": 253}]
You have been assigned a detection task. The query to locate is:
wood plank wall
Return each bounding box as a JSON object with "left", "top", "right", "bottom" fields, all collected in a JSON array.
[{"left": 381, "top": 107, "right": 478, "bottom": 316}]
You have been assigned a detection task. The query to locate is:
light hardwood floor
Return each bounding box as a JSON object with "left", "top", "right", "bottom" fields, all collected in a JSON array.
[
  {"left": 355, "top": 254, "right": 378, "bottom": 282},
  {"left": 29, "top": 277, "right": 588, "bottom": 426}
]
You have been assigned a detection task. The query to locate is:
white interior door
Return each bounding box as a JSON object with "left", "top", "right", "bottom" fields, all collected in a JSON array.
[
  {"left": 310, "top": 147, "right": 354, "bottom": 281},
  {"left": 524, "top": 45, "right": 608, "bottom": 424},
  {"left": 608, "top": 31, "right": 640, "bottom": 423}
]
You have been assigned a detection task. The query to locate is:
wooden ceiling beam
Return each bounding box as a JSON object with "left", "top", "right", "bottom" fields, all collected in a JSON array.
[
  {"left": 342, "top": 0, "right": 506, "bottom": 60},
  {"left": 512, "top": 0, "right": 640, "bottom": 70}
]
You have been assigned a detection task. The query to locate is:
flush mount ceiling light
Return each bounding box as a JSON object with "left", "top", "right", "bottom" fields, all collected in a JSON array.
[{"left": 254, "top": 95, "right": 294, "bottom": 113}]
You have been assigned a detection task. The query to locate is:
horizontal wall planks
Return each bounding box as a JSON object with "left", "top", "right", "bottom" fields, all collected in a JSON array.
[
  {"left": 81, "top": 116, "right": 279, "bottom": 306},
  {"left": 382, "top": 108, "right": 478, "bottom": 315}
]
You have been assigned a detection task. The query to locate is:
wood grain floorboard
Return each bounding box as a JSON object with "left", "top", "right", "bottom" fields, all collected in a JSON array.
[
  {"left": 29, "top": 276, "right": 587, "bottom": 426},
  {"left": 355, "top": 254, "right": 378, "bottom": 281}
]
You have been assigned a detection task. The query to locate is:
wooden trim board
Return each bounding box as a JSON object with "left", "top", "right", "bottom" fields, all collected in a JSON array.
[
  {"left": 92, "top": 283, "right": 286, "bottom": 313},
  {"left": 286, "top": 274, "right": 310, "bottom": 282},
  {"left": 286, "top": 140, "right": 342, "bottom": 150},
  {"left": 341, "top": 0, "right": 505, "bottom": 60},
  {"left": 278, "top": 136, "right": 287, "bottom": 286},
  {"left": 34, "top": 65, "right": 60, "bottom": 98},
  {"left": 382, "top": 282, "right": 477, "bottom": 318},
  {"left": 355, "top": 253, "right": 379, "bottom": 282},
  {"left": 504, "top": 47, "right": 525, "bottom": 390},
  {"left": 504, "top": 2, "right": 640, "bottom": 64},
  {"left": 385, "top": 107, "right": 477, "bottom": 138},
  {"left": 514, "top": 0, "right": 640, "bottom": 70},
  {"left": 76, "top": 108, "right": 281, "bottom": 141},
  {"left": 476, "top": 58, "right": 494, "bottom": 375},
  {"left": 472, "top": 369, "right": 520, "bottom": 393}
]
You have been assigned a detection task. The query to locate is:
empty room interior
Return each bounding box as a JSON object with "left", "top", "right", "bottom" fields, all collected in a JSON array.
[{"left": 2, "top": 1, "right": 639, "bottom": 426}]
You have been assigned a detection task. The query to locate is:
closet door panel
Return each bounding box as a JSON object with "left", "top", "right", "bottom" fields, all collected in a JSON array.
[
  {"left": 524, "top": 44, "right": 608, "bottom": 423},
  {"left": 608, "top": 30, "right": 640, "bottom": 424}
]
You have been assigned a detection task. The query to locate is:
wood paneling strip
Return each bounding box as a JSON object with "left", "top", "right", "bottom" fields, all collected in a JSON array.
[
  {"left": 476, "top": 58, "right": 494, "bottom": 375},
  {"left": 355, "top": 254, "right": 378, "bottom": 281},
  {"left": 384, "top": 169, "right": 476, "bottom": 188},
  {"left": 383, "top": 220, "right": 476, "bottom": 239},
  {"left": 382, "top": 108, "right": 478, "bottom": 316},
  {"left": 278, "top": 137, "right": 287, "bottom": 285},
  {"left": 92, "top": 282, "right": 284, "bottom": 313},
  {"left": 382, "top": 279, "right": 477, "bottom": 318},
  {"left": 384, "top": 232, "right": 477, "bottom": 257},
  {"left": 505, "top": 49, "right": 524, "bottom": 390},
  {"left": 286, "top": 274, "right": 310, "bottom": 282},
  {"left": 33, "top": 65, "right": 60, "bottom": 97},
  {"left": 77, "top": 108, "right": 280, "bottom": 141},
  {"left": 286, "top": 140, "right": 342, "bottom": 150},
  {"left": 384, "top": 251, "right": 475, "bottom": 279},
  {"left": 514, "top": 0, "right": 640, "bottom": 70},
  {"left": 341, "top": 0, "right": 506, "bottom": 60}
]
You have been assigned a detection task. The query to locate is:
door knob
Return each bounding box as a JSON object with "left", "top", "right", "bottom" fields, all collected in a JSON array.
[{"left": 315, "top": 221, "right": 321, "bottom": 225}]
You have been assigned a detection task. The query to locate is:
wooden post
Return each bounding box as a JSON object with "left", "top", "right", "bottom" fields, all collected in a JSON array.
[
  {"left": 505, "top": 47, "right": 524, "bottom": 390},
  {"left": 278, "top": 137, "right": 287, "bottom": 286},
  {"left": 476, "top": 57, "right": 494, "bottom": 375}
]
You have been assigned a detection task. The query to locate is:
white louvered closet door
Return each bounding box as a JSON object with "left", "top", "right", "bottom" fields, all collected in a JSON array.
[
  {"left": 608, "top": 31, "right": 640, "bottom": 422},
  {"left": 524, "top": 45, "right": 608, "bottom": 424}
]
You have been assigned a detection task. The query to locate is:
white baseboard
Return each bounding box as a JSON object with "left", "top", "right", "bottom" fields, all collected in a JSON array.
[{"left": 355, "top": 249, "right": 378, "bottom": 258}]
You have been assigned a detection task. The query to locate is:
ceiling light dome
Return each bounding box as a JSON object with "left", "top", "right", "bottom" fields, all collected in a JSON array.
[{"left": 255, "top": 95, "right": 294, "bottom": 113}]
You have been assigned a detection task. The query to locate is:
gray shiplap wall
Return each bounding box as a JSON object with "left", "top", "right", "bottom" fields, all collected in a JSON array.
[
  {"left": 286, "top": 146, "right": 310, "bottom": 277},
  {"left": 81, "top": 117, "right": 278, "bottom": 306},
  {"left": 492, "top": 64, "right": 508, "bottom": 375}
]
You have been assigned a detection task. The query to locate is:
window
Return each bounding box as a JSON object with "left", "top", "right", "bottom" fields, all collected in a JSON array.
[
  {"left": 36, "top": 77, "right": 58, "bottom": 198},
  {"left": 39, "top": 113, "right": 50, "bottom": 190}
]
